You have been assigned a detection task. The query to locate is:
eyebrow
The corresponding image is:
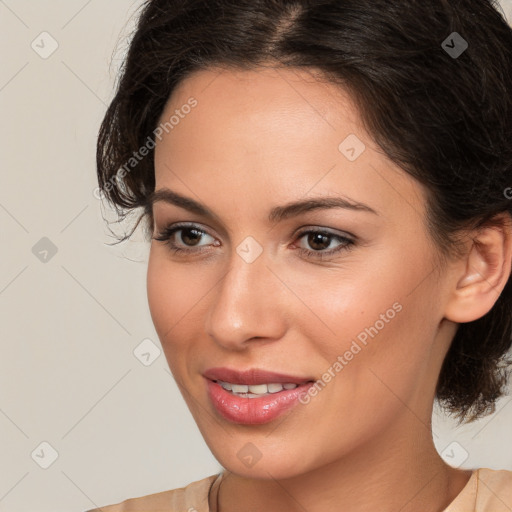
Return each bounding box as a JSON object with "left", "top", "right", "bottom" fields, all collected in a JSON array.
[{"left": 147, "top": 187, "right": 379, "bottom": 223}]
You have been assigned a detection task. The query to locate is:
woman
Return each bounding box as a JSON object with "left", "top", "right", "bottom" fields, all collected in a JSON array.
[{"left": 89, "top": 0, "right": 512, "bottom": 510}]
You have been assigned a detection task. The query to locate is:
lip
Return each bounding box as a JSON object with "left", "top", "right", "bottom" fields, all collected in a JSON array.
[
  {"left": 203, "top": 367, "right": 316, "bottom": 425},
  {"left": 203, "top": 367, "right": 315, "bottom": 385},
  {"left": 205, "top": 378, "right": 315, "bottom": 425}
]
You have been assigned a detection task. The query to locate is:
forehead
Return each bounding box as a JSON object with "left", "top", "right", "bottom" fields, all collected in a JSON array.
[
  {"left": 160, "top": 65, "right": 360, "bottom": 137},
  {"left": 153, "top": 66, "right": 427, "bottom": 226}
]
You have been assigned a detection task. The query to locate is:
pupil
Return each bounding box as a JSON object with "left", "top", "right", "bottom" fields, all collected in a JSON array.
[
  {"left": 309, "top": 233, "right": 329, "bottom": 251},
  {"left": 182, "top": 228, "right": 202, "bottom": 246}
]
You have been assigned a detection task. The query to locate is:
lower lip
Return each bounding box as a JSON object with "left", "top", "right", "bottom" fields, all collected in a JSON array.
[{"left": 205, "top": 379, "right": 314, "bottom": 425}]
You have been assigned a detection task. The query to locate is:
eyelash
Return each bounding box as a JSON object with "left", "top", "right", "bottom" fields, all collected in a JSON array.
[{"left": 152, "top": 222, "right": 356, "bottom": 261}]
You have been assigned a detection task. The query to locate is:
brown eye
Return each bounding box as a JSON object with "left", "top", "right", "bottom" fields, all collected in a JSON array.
[
  {"left": 179, "top": 227, "right": 205, "bottom": 246},
  {"left": 306, "top": 232, "right": 332, "bottom": 251},
  {"left": 295, "top": 228, "right": 356, "bottom": 261},
  {"left": 153, "top": 223, "right": 216, "bottom": 255}
]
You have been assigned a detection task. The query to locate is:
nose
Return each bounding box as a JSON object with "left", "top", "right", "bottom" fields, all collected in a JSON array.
[{"left": 204, "top": 247, "right": 288, "bottom": 350}]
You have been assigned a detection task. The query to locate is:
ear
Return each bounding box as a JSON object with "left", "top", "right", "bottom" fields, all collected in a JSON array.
[{"left": 443, "top": 212, "right": 512, "bottom": 323}]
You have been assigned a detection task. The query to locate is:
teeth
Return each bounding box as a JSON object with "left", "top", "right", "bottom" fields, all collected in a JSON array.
[
  {"left": 248, "top": 384, "right": 268, "bottom": 394},
  {"left": 267, "top": 383, "right": 285, "bottom": 393},
  {"left": 218, "top": 381, "right": 299, "bottom": 396},
  {"left": 220, "top": 381, "right": 232, "bottom": 391},
  {"left": 231, "top": 384, "right": 249, "bottom": 393}
]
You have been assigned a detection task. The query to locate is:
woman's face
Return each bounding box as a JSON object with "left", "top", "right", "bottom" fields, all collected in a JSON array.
[{"left": 147, "top": 66, "right": 458, "bottom": 479}]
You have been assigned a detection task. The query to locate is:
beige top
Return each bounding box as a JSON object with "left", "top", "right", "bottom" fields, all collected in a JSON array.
[{"left": 86, "top": 467, "right": 512, "bottom": 512}]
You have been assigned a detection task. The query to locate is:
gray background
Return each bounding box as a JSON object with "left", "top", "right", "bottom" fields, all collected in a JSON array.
[{"left": 1, "top": 1, "right": 511, "bottom": 510}]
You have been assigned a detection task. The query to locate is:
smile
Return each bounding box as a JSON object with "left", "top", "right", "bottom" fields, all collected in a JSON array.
[{"left": 216, "top": 380, "right": 300, "bottom": 398}]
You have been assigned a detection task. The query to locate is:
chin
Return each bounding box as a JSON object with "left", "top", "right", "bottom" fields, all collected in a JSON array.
[{"left": 207, "top": 437, "right": 315, "bottom": 480}]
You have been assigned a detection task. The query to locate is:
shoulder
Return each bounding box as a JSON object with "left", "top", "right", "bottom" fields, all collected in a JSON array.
[
  {"left": 444, "top": 468, "right": 512, "bottom": 512},
  {"left": 84, "top": 473, "right": 221, "bottom": 512},
  {"left": 475, "top": 468, "right": 512, "bottom": 510}
]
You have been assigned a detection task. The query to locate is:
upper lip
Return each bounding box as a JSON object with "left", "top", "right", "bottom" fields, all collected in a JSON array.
[{"left": 203, "top": 367, "right": 315, "bottom": 385}]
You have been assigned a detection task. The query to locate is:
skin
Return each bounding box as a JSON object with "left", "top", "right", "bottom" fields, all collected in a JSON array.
[{"left": 146, "top": 66, "right": 512, "bottom": 512}]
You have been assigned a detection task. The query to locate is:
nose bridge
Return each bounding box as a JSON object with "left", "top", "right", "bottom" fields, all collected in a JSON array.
[{"left": 205, "top": 245, "right": 286, "bottom": 347}]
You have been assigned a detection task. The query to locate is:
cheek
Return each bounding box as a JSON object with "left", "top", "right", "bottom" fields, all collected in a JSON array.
[
  {"left": 147, "top": 249, "right": 171, "bottom": 334},
  {"left": 146, "top": 247, "right": 213, "bottom": 375},
  {"left": 283, "top": 261, "right": 398, "bottom": 361},
  {"left": 146, "top": 248, "right": 193, "bottom": 356},
  {"left": 147, "top": 247, "right": 197, "bottom": 331},
  {"left": 294, "top": 249, "right": 439, "bottom": 403}
]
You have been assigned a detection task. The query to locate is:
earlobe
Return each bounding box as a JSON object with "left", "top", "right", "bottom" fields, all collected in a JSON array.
[{"left": 444, "top": 213, "right": 512, "bottom": 324}]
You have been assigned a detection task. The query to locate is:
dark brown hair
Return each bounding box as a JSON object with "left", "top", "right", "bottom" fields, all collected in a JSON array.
[{"left": 97, "top": 0, "right": 512, "bottom": 424}]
